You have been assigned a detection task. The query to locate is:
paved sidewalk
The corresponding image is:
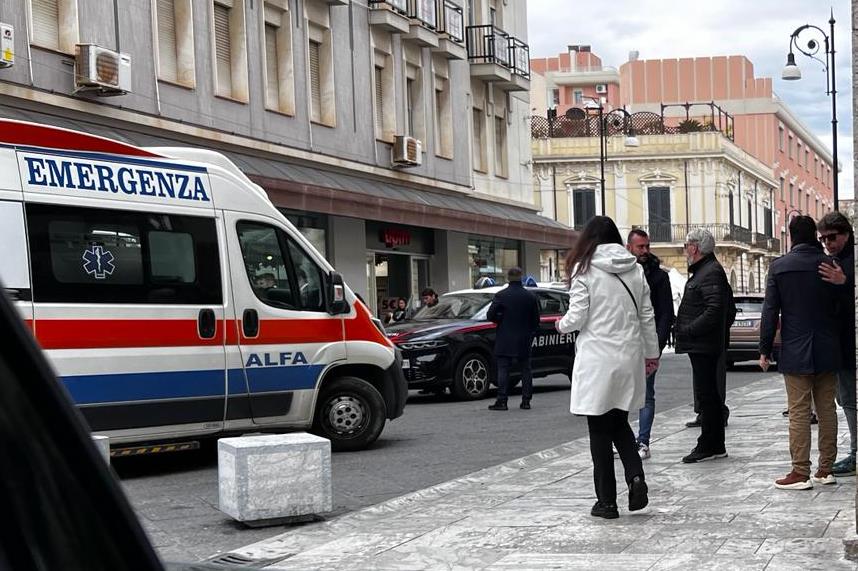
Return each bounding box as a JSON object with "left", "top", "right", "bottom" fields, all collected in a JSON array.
[{"left": 223, "top": 377, "right": 858, "bottom": 570}]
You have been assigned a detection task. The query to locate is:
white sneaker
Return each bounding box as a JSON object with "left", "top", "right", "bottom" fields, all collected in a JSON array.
[
  {"left": 812, "top": 471, "right": 836, "bottom": 485},
  {"left": 638, "top": 443, "right": 651, "bottom": 460}
]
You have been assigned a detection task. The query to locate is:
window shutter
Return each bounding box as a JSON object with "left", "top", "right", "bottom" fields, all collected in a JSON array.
[
  {"left": 157, "top": 0, "right": 178, "bottom": 82},
  {"left": 31, "top": 0, "right": 60, "bottom": 49},
  {"left": 374, "top": 66, "right": 384, "bottom": 135},
  {"left": 308, "top": 40, "right": 321, "bottom": 122},
  {"left": 265, "top": 23, "right": 279, "bottom": 108},
  {"left": 213, "top": 2, "right": 232, "bottom": 96}
]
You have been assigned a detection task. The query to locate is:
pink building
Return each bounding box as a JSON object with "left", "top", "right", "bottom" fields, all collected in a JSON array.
[
  {"left": 619, "top": 55, "right": 835, "bottom": 249},
  {"left": 530, "top": 46, "right": 621, "bottom": 117}
]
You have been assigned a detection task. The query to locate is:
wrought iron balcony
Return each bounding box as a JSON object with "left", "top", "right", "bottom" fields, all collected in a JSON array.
[
  {"left": 509, "top": 36, "right": 530, "bottom": 79},
  {"left": 408, "top": 0, "right": 437, "bottom": 29},
  {"left": 436, "top": 0, "right": 464, "bottom": 43},
  {"left": 466, "top": 24, "right": 509, "bottom": 67},
  {"left": 753, "top": 232, "right": 781, "bottom": 252},
  {"left": 632, "top": 223, "right": 759, "bottom": 247}
]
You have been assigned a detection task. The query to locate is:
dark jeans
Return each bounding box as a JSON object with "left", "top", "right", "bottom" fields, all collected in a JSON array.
[
  {"left": 637, "top": 372, "right": 656, "bottom": 446},
  {"left": 587, "top": 409, "right": 644, "bottom": 504},
  {"left": 693, "top": 352, "right": 729, "bottom": 420},
  {"left": 495, "top": 355, "right": 533, "bottom": 403},
  {"left": 689, "top": 353, "right": 726, "bottom": 453}
]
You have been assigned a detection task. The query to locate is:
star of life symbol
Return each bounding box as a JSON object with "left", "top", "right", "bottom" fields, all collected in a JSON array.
[{"left": 82, "top": 245, "right": 116, "bottom": 279}]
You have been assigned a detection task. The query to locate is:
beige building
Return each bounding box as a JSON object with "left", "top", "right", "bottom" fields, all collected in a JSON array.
[{"left": 533, "top": 127, "right": 780, "bottom": 292}]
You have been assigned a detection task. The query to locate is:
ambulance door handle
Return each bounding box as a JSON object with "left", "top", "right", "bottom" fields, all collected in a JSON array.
[
  {"left": 242, "top": 309, "right": 259, "bottom": 338},
  {"left": 198, "top": 308, "right": 216, "bottom": 339}
]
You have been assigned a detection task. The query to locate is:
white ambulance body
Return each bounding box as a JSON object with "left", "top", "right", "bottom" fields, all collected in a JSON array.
[{"left": 0, "top": 119, "right": 407, "bottom": 453}]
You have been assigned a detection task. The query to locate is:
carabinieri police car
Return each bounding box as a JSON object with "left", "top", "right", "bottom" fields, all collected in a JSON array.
[{"left": 386, "top": 286, "right": 575, "bottom": 400}]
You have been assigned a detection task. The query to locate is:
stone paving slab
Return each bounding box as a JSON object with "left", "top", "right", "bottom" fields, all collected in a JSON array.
[{"left": 221, "top": 377, "right": 858, "bottom": 569}]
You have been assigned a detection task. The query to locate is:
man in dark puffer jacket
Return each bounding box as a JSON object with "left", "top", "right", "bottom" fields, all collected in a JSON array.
[{"left": 675, "top": 228, "right": 736, "bottom": 463}]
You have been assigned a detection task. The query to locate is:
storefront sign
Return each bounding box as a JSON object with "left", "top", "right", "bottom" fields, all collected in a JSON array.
[{"left": 381, "top": 228, "right": 411, "bottom": 248}]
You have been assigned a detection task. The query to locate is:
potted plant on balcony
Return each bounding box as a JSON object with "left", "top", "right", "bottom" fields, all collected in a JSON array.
[{"left": 678, "top": 119, "right": 704, "bottom": 133}]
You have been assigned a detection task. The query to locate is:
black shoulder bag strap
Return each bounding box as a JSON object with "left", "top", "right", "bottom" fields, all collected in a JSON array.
[{"left": 614, "top": 275, "right": 638, "bottom": 312}]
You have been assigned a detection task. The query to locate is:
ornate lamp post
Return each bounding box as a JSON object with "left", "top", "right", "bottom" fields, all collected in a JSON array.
[
  {"left": 782, "top": 10, "right": 838, "bottom": 210},
  {"left": 583, "top": 98, "right": 640, "bottom": 216}
]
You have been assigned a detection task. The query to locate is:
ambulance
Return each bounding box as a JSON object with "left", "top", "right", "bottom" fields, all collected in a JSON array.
[{"left": 0, "top": 119, "right": 407, "bottom": 453}]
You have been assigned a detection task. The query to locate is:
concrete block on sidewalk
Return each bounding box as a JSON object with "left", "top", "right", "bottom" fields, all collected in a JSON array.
[
  {"left": 91, "top": 435, "right": 110, "bottom": 463},
  {"left": 218, "top": 433, "right": 331, "bottom": 526}
]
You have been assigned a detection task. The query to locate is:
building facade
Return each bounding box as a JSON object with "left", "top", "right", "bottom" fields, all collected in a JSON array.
[
  {"left": 533, "top": 126, "right": 780, "bottom": 291},
  {"left": 0, "top": 0, "right": 569, "bottom": 319},
  {"left": 530, "top": 46, "right": 620, "bottom": 118}
]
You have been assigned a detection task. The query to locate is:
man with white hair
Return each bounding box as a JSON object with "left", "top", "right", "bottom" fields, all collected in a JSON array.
[{"left": 674, "top": 228, "right": 736, "bottom": 463}]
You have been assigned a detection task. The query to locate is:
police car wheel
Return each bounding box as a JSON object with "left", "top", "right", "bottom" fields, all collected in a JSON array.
[
  {"left": 313, "top": 376, "right": 386, "bottom": 452},
  {"left": 451, "top": 352, "right": 491, "bottom": 401}
]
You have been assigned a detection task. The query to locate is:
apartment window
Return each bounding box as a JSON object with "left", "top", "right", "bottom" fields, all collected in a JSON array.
[
  {"left": 433, "top": 57, "right": 452, "bottom": 158},
  {"left": 789, "top": 183, "right": 794, "bottom": 207},
  {"left": 262, "top": 1, "right": 295, "bottom": 115},
  {"left": 779, "top": 177, "right": 784, "bottom": 201},
  {"left": 29, "top": 0, "right": 78, "bottom": 53},
  {"left": 404, "top": 45, "right": 424, "bottom": 141},
  {"left": 797, "top": 142, "right": 803, "bottom": 166},
  {"left": 472, "top": 106, "right": 486, "bottom": 173},
  {"left": 551, "top": 89, "right": 560, "bottom": 107},
  {"left": 805, "top": 149, "right": 810, "bottom": 171},
  {"left": 814, "top": 157, "right": 819, "bottom": 179},
  {"left": 306, "top": 2, "right": 334, "bottom": 126},
  {"left": 778, "top": 125, "right": 784, "bottom": 151},
  {"left": 573, "top": 89, "right": 583, "bottom": 105},
  {"left": 494, "top": 114, "right": 508, "bottom": 178},
  {"left": 788, "top": 135, "right": 794, "bottom": 159},
  {"left": 572, "top": 189, "right": 596, "bottom": 230},
  {"left": 155, "top": 0, "right": 195, "bottom": 86},
  {"left": 372, "top": 36, "right": 395, "bottom": 142},
  {"left": 212, "top": 0, "right": 248, "bottom": 101}
]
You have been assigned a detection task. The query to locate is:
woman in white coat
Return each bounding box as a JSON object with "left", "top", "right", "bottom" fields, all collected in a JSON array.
[{"left": 556, "top": 216, "right": 660, "bottom": 519}]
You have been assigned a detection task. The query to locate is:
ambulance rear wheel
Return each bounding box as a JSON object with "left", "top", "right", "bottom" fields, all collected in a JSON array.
[{"left": 313, "top": 376, "right": 386, "bottom": 452}]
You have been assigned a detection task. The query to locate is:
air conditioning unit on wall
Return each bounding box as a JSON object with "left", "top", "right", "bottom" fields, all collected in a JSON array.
[
  {"left": 595, "top": 84, "right": 608, "bottom": 94},
  {"left": 392, "top": 135, "right": 422, "bottom": 167},
  {"left": 74, "top": 44, "right": 131, "bottom": 96}
]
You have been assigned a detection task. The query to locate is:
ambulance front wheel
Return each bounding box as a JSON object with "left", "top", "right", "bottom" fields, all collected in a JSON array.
[{"left": 313, "top": 376, "right": 387, "bottom": 452}]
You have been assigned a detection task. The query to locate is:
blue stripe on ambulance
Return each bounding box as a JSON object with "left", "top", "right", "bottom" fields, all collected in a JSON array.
[{"left": 62, "top": 365, "right": 324, "bottom": 405}]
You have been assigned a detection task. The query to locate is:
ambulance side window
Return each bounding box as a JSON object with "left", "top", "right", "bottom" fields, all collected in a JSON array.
[
  {"left": 286, "top": 238, "right": 325, "bottom": 312},
  {"left": 26, "top": 204, "right": 222, "bottom": 304},
  {"left": 236, "top": 222, "right": 297, "bottom": 310}
]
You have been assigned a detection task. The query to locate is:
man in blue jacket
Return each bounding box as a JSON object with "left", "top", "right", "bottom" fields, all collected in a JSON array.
[
  {"left": 627, "top": 229, "right": 674, "bottom": 459},
  {"left": 486, "top": 267, "right": 540, "bottom": 411},
  {"left": 760, "top": 215, "right": 841, "bottom": 490}
]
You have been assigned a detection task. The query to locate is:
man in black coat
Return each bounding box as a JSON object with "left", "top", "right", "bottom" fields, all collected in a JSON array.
[
  {"left": 627, "top": 229, "right": 675, "bottom": 459},
  {"left": 486, "top": 267, "right": 540, "bottom": 411},
  {"left": 817, "top": 212, "right": 855, "bottom": 477},
  {"left": 760, "top": 215, "right": 841, "bottom": 489},
  {"left": 675, "top": 228, "right": 736, "bottom": 463}
]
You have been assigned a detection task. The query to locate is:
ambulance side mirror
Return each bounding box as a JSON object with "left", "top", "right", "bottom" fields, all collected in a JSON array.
[{"left": 327, "top": 271, "right": 348, "bottom": 315}]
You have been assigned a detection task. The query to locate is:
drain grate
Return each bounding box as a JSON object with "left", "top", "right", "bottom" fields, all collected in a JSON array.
[{"left": 205, "top": 552, "right": 293, "bottom": 567}]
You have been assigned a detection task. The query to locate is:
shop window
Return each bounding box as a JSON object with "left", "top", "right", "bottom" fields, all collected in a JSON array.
[
  {"left": 27, "top": 204, "right": 221, "bottom": 304},
  {"left": 155, "top": 0, "right": 195, "bottom": 87},
  {"left": 468, "top": 236, "right": 520, "bottom": 288}
]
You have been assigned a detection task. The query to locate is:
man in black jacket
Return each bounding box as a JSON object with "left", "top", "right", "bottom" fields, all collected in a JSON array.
[
  {"left": 817, "top": 212, "right": 856, "bottom": 477},
  {"left": 760, "top": 215, "right": 840, "bottom": 489},
  {"left": 627, "top": 229, "right": 674, "bottom": 459},
  {"left": 675, "top": 228, "right": 736, "bottom": 463},
  {"left": 486, "top": 267, "right": 540, "bottom": 411}
]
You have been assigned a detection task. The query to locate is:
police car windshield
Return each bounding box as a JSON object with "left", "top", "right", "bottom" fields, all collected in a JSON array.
[{"left": 412, "top": 293, "right": 493, "bottom": 320}]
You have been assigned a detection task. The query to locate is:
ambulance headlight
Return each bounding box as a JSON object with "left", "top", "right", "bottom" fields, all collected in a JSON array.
[{"left": 398, "top": 340, "right": 448, "bottom": 351}]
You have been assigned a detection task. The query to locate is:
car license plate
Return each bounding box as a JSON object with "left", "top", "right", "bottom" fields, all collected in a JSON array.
[
  {"left": 401, "top": 359, "right": 410, "bottom": 369},
  {"left": 733, "top": 320, "right": 754, "bottom": 328}
]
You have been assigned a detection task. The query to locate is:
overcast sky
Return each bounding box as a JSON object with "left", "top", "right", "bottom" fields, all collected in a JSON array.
[{"left": 527, "top": 0, "right": 854, "bottom": 200}]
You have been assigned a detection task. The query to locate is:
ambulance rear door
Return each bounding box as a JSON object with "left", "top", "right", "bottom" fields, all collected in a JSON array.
[
  {"left": 224, "top": 209, "right": 346, "bottom": 426},
  {"left": 0, "top": 147, "right": 30, "bottom": 325},
  {"left": 19, "top": 148, "right": 229, "bottom": 442}
]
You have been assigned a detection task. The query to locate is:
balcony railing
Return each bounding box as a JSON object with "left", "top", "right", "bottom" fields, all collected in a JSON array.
[
  {"left": 509, "top": 36, "right": 530, "bottom": 79},
  {"left": 408, "top": 0, "right": 437, "bottom": 28},
  {"left": 369, "top": 0, "right": 407, "bottom": 13},
  {"left": 466, "top": 24, "right": 509, "bottom": 67},
  {"left": 753, "top": 232, "right": 780, "bottom": 252},
  {"left": 631, "top": 224, "right": 764, "bottom": 247},
  {"left": 436, "top": 0, "right": 463, "bottom": 42}
]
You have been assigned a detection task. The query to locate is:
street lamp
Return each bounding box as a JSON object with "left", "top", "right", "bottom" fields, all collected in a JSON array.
[
  {"left": 583, "top": 98, "right": 639, "bottom": 215},
  {"left": 782, "top": 10, "right": 838, "bottom": 210}
]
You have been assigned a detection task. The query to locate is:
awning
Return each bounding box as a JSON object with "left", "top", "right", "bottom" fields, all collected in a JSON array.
[{"left": 0, "top": 101, "right": 574, "bottom": 247}]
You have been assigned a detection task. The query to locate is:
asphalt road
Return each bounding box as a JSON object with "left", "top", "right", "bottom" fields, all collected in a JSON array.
[{"left": 116, "top": 353, "right": 772, "bottom": 563}]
